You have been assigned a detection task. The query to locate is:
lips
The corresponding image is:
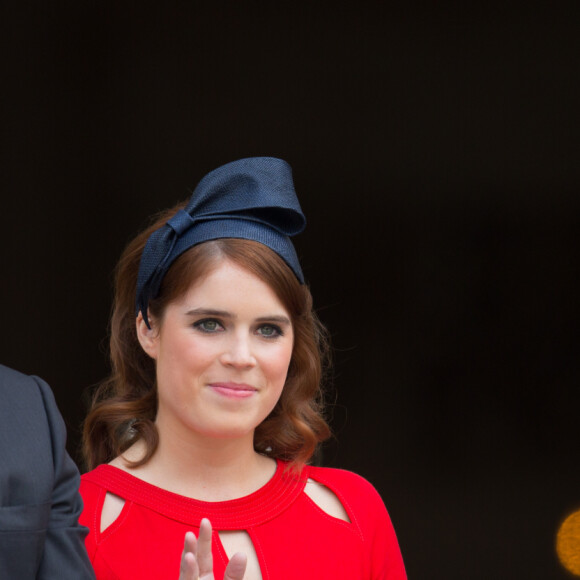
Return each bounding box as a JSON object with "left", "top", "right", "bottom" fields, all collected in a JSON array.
[{"left": 208, "top": 382, "right": 257, "bottom": 399}]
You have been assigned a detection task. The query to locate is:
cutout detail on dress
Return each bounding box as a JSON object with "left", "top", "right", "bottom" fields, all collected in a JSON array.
[
  {"left": 219, "top": 530, "right": 262, "bottom": 580},
  {"left": 304, "top": 478, "right": 350, "bottom": 522},
  {"left": 100, "top": 492, "right": 126, "bottom": 532}
]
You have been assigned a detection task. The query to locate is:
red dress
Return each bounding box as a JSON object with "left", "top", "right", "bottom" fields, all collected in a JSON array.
[{"left": 80, "top": 460, "right": 406, "bottom": 579}]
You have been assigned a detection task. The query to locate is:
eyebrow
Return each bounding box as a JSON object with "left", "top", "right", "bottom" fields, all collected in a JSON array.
[
  {"left": 255, "top": 315, "right": 292, "bottom": 326},
  {"left": 185, "top": 308, "right": 232, "bottom": 318},
  {"left": 184, "top": 308, "right": 291, "bottom": 326}
]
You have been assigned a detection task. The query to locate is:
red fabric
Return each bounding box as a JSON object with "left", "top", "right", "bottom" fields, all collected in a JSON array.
[{"left": 80, "top": 461, "right": 406, "bottom": 579}]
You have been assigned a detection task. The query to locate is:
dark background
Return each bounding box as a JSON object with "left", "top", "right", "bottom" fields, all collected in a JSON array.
[{"left": 2, "top": 4, "right": 579, "bottom": 578}]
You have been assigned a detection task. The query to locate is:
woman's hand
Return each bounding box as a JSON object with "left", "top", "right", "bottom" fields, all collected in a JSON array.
[{"left": 179, "top": 518, "right": 247, "bottom": 580}]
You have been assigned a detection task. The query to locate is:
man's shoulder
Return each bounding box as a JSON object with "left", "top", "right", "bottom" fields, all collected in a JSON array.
[
  {"left": 0, "top": 364, "right": 52, "bottom": 432},
  {"left": 0, "top": 363, "right": 29, "bottom": 383},
  {"left": 0, "top": 363, "right": 45, "bottom": 401}
]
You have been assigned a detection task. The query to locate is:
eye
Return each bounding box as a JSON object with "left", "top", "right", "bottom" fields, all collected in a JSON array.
[
  {"left": 257, "top": 324, "right": 284, "bottom": 338},
  {"left": 193, "top": 319, "right": 224, "bottom": 333}
]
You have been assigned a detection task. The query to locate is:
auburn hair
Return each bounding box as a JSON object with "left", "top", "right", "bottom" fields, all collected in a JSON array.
[{"left": 83, "top": 203, "right": 331, "bottom": 471}]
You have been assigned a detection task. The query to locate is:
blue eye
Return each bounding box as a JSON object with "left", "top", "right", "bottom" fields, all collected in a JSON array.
[
  {"left": 194, "top": 319, "right": 224, "bottom": 333},
  {"left": 257, "top": 324, "right": 283, "bottom": 338}
]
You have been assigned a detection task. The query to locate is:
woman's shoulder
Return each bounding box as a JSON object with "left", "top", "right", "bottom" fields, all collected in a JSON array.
[
  {"left": 304, "top": 464, "right": 390, "bottom": 515},
  {"left": 80, "top": 465, "right": 110, "bottom": 497},
  {"left": 304, "top": 463, "right": 405, "bottom": 571},
  {"left": 81, "top": 464, "right": 112, "bottom": 483},
  {"left": 80, "top": 464, "right": 141, "bottom": 505},
  {"left": 302, "top": 463, "right": 404, "bottom": 556}
]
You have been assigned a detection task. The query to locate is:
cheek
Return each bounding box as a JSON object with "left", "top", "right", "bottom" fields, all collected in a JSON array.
[
  {"left": 266, "top": 346, "right": 294, "bottom": 384},
  {"left": 159, "top": 333, "right": 212, "bottom": 364}
]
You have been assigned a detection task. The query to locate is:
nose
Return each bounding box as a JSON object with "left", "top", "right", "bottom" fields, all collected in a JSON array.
[{"left": 220, "top": 334, "right": 257, "bottom": 369}]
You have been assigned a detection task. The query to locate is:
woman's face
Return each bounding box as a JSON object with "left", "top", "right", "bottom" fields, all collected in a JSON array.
[{"left": 138, "top": 259, "right": 294, "bottom": 442}]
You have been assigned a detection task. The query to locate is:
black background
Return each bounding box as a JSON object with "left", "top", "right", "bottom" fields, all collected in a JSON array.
[{"left": 1, "top": 4, "right": 579, "bottom": 578}]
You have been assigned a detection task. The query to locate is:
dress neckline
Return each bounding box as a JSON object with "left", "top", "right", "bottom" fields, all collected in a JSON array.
[{"left": 82, "top": 459, "right": 310, "bottom": 529}]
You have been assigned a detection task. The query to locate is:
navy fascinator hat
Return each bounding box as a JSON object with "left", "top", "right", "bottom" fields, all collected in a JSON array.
[{"left": 136, "top": 157, "right": 306, "bottom": 327}]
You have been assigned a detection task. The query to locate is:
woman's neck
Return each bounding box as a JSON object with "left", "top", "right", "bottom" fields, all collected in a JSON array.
[{"left": 111, "top": 424, "right": 277, "bottom": 502}]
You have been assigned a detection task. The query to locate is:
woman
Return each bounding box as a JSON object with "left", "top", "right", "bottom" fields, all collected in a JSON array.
[{"left": 80, "top": 157, "right": 407, "bottom": 579}]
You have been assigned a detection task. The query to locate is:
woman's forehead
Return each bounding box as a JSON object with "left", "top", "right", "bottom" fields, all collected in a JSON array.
[{"left": 179, "top": 260, "right": 288, "bottom": 311}]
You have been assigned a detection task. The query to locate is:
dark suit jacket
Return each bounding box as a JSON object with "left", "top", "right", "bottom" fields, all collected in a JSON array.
[{"left": 0, "top": 364, "right": 95, "bottom": 579}]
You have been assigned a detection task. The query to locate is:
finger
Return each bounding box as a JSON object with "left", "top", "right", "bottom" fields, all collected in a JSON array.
[
  {"left": 179, "top": 552, "right": 199, "bottom": 580},
  {"left": 179, "top": 532, "right": 200, "bottom": 580},
  {"left": 181, "top": 531, "right": 197, "bottom": 557},
  {"left": 224, "top": 552, "right": 247, "bottom": 580},
  {"left": 197, "top": 518, "right": 214, "bottom": 578}
]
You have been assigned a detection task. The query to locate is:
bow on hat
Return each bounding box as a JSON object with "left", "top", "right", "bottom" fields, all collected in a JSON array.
[{"left": 136, "top": 157, "right": 306, "bottom": 327}]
